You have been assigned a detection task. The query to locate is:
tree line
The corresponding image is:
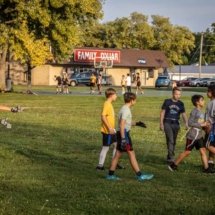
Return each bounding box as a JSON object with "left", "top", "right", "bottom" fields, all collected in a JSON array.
[{"left": 0, "top": 0, "right": 214, "bottom": 90}]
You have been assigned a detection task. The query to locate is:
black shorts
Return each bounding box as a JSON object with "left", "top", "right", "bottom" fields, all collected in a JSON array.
[
  {"left": 90, "top": 83, "right": 95, "bottom": 87},
  {"left": 116, "top": 131, "right": 133, "bottom": 152},
  {"left": 102, "top": 133, "right": 117, "bottom": 146},
  {"left": 185, "top": 138, "right": 204, "bottom": 151},
  {"left": 137, "top": 81, "right": 141, "bottom": 87},
  {"left": 204, "top": 134, "right": 215, "bottom": 147}
]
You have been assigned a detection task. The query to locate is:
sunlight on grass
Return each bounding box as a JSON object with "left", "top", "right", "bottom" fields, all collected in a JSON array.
[{"left": 0, "top": 89, "right": 214, "bottom": 214}]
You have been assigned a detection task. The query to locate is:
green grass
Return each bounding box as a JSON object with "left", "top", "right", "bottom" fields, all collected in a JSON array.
[{"left": 0, "top": 88, "right": 215, "bottom": 215}]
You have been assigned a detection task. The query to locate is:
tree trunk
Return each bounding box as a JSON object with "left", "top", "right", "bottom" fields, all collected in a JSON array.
[{"left": 0, "top": 46, "right": 8, "bottom": 91}]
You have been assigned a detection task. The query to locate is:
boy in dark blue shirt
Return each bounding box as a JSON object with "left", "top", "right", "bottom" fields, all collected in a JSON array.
[{"left": 160, "top": 87, "right": 188, "bottom": 164}]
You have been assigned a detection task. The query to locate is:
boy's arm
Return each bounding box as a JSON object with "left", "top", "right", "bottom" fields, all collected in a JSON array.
[
  {"left": 160, "top": 109, "right": 165, "bottom": 131},
  {"left": 120, "top": 119, "right": 126, "bottom": 138},
  {"left": 0, "top": 105, "right": 12, "bottom": 112},
  {"left": 101, "top": 115, "right": 115, "bottom": 134},
  {"left": 182, "top": 112, "right": 189, "bottom": 129}
]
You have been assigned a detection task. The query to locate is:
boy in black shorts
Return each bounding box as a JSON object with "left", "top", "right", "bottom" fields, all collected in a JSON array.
[
  {"left": 106, "top": 92, "right": 154, "bottom": 181},
  {"left": 168, "top": 95, "right": 213, "bottom": 173}
]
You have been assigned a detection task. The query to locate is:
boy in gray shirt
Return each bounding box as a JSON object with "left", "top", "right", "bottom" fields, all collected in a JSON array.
[
  {"left": 106, "top": 92, "right": 154, "bottom": 181},
  {"left": 168, "top": 95, "right": 213, "bottom": 173}
]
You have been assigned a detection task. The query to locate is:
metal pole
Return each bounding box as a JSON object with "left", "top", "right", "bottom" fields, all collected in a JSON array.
[{"left": 199, "top": 32, "right": 204, "bottom": 78}]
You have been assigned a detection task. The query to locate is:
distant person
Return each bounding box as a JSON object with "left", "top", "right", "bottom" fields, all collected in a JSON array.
[
  {"left": 62, "top": 77, "right": 69, "bottom": 94},
  {"left": 121, "top": 75, "right": 126, "bottom": 95},
  {"left": 96, "top": 88, "right": 124, "bottom": 170},
  {"left": 160, "top": 87, "right": 189, "bottom": 164},
  {"left": 172, "top": 80, "right": 177, "bottom": 89},
  {"left": 106, "top": 92, "right": 154, "bottom": 181},
  {"left": 135, "top": 73, "right": 144, "bottom": 95},
  {"left": 54, "top": 75, "right": 62, "bottom": 94},
  {"left": 90, "top": 73, "right": 97, "bottom": 94},
  {"left": 168, "top": 95, "right": 214, "bottom": 173},
  {"left": 126, "top": 73, "right": 131, "bottom": 92},
  {"left": 97, "top": 73, "right": 102, "bottom": 95}
]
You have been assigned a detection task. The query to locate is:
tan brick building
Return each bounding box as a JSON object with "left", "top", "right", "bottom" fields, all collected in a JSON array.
[{"left": 31, "top": 48, "right": 169, "bottom": 86}]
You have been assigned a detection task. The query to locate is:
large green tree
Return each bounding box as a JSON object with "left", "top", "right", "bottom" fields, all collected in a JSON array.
[
  {"left": 151, "top": 15, "right": 195, "bottom": 65},
  {"left": 88, "top": 12, "right": 195, "bottom": 66},
  {"left": 0, "top": 0, "right": 103, "bottom": 90}
]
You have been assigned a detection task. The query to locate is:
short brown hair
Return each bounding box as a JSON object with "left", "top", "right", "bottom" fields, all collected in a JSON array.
[
  {"left": 124, "top": 92, "right": 136, "bottom": 103},
  {"left": 105, "top": 88, "right": 116, "bottom": 98},
  {"left": 172, "top": 87, "right": 181, "bottom": 94}
]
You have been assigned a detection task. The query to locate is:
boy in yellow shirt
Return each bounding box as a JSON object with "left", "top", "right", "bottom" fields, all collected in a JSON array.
[{"left": 96, "top": 88, "right": 123, "bottom": 170}]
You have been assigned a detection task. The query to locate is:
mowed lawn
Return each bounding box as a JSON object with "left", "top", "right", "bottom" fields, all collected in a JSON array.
[{"left": 0, "top": 87, "right": 215, "bottom": 215}]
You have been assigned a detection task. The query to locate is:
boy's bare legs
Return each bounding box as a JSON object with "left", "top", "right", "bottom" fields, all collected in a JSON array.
[
  {"left": 109, "top": 150, "right": 122, "bottom": 171},
  {"left": 175, "top": 150, "right": 191, "bottom": 166},
  {"left": 112, "top": 142, "right": 117, "bottom": 158},
  {"left": 127, "top": 150, "right": 140, "bottom": 172},
  {"left": 199, "top": 148, "right": 209, "bottom": 169},
  {"left": 0, "top": 106, "right": 11, "bottom": 111}
]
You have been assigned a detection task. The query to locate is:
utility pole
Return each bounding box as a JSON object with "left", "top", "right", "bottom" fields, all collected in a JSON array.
[{"left": 199, "top": 32, "right": 204, "bottom": 78}]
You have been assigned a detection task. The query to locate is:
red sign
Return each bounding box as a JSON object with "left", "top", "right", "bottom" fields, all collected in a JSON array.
[{"left": 74, "top": 49, "right": 121, "bottom": 63}]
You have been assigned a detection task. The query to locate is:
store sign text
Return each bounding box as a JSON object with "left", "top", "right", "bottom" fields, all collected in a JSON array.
[{"left": 74, "top": 49, "right": 121, "bottom": 63}]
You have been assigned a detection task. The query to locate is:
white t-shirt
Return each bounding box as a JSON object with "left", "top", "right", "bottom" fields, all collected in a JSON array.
[{"left": 126, "top": 76, "right": 131, "bottom": 86}]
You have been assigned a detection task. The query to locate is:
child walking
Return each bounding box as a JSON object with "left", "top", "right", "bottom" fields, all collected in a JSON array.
[
  {"left": 106, "top": 92, "right": 154, "bottom": 181},
  {"left": 160, "top": 87, "right": 189, "bottom": 164},
  {"left": 204, "top": 85, "right": 215, "bottom": 171},
  {"left": 168, "top": 95, "right": 213, "bottom": 173},
  {"left": 96, "top": 88, "right": 123, "bottom": 170}
]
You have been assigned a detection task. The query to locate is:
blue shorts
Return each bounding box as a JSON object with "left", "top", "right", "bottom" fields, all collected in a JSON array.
[
  {"left": 102, "top": 133, "right": 117, "bottom": 146},
  {"left": 204, "top": 134, "right": 215, "bottom": 147}
]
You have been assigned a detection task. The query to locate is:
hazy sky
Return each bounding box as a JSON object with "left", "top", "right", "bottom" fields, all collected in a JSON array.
[{"left": 102, "top": 0, "right": 215, "bottom": 32}]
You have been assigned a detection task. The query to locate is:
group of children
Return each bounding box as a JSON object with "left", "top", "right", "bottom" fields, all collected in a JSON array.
[
  {"left": 97, "top": 85, "right": 215, "bottom": 182},
  {"left": 96, "top": 88, "right": 153, "bottom": 181},
  {"left": 54, "top": 72, "right": 69, "bottom": 94},
  {"left": 121, "top": 73, "right": 144, "bottom": 95},
  {"left": 160, "top": 86, "right": 215, "bottom": 173}
]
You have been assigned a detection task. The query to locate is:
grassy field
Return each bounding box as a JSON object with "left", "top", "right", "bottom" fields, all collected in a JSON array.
[{"left": 0, "top": 86, "right": 214, "bottom": 215}]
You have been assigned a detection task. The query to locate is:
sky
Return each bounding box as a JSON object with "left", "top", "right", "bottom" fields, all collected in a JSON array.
[{"left": 101, "top": 0, "right": 215, "bottom": 33}]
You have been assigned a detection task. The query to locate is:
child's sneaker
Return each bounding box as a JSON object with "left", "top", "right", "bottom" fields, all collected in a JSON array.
[
  {"left": 168, "top": 162, "right": 178, "bottom": 172},
  {"left": 106, "top": 175, "right": 120, "bottom": 181},
  {"left": 137, "top": 173, "right": 154, "bottom": 181},
  {"left": 96, "top": 166, "right": 105, "bottom": 170},
  {"left": 203, "top": 167, "right": 215, "bottom": 174}
]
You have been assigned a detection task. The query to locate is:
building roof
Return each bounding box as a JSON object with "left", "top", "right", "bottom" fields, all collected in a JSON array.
[{"left": 67, "top": 47, "right": 169, "bottom": 68}]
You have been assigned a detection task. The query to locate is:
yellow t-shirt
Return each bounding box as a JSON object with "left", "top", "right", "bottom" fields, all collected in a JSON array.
[
  {"left": 90, "top": 75, "right": 97, "bottom": 84},
  {"left": 101, "top": 101, "right": 115, "bottom": 134}
]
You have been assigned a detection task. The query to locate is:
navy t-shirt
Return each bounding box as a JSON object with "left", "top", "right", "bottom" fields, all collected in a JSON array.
[{"left": 161, "top": 99, "right": 185, "bottom": 120}]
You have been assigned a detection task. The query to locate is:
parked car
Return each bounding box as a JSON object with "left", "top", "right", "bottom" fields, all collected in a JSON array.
[
  {"left": 176, "top": 77, "right": 198, "bottom": 87},
  {"left": 155, "top": 76, "right": 171, "bottom": 88},
  {"left": 68, "top": 72, "right": 112, "bottom": 86},
  {"left": 190, "top": 78, "right": 211, "bottom": 87},
  {"left": 68, "top": 72, "right": 92, "bottom": 86},
  {"left": 206, "top": 78, "right": 215, "bottom": 86}
]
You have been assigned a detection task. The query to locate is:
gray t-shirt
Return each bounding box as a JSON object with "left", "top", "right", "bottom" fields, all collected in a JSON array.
[
  {"left": 117, "top": 105, "right": 132, "bottom": 132},
  {"left": 205, "top": 99, "right": 215, "bottom": 124},
  {"left": 186, "top": 107, "right": 204, "bottom": 140}
]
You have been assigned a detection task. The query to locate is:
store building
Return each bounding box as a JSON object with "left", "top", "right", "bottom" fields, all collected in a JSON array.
[{"left": 31, "top": 47, "right": 169, "bottom": 86}]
